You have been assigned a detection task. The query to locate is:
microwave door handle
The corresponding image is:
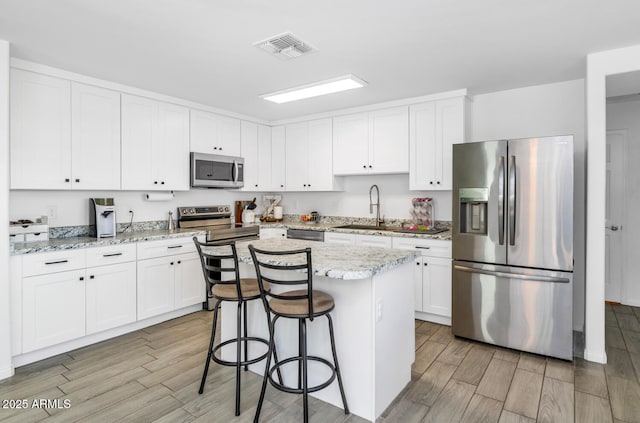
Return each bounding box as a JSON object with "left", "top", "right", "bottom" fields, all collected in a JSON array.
[
  {"left": 508, "top": 155, "right": 516, "bottom": 246},
  {"left": 498, "top": 155, "right": 505, "bottom": 245},
  {"left": 232, "top": 160, "right": 238, "bottom": 183}
]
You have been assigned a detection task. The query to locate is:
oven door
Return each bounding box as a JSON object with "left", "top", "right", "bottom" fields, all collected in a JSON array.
[{"left": 191, "top": 152, "right": 244, "bottom": 188}]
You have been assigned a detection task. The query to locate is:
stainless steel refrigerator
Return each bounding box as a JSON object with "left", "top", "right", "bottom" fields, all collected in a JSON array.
[{"left": 452, "top": 136, "right": 574, "bottom": 360}]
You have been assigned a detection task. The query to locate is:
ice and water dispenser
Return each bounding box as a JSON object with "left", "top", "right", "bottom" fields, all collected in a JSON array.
[{"left": 458, "top": 188, "right": 488, "bottom": 235}]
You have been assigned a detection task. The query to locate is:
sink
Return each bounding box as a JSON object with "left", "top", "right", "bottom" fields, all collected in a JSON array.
[{"left": 333, "top": 224, "right": 397, "bottom": 231}]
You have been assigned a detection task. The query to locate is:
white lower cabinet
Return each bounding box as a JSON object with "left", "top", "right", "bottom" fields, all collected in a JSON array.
[
  {"left": 137, "top": 237, "right": 205, "bottom": 320},
  {"left": 22, "top": 269, "right": 86, "bottom": 353},
  {"left": 391, "top": 237, "right": 452, "bottom": 322},
  {"left": 324, "top": 232, "right": 357, "bottom": 244},
  {"left": 354, "top": 234, "right": 393, "bottom": 248},
  {"left": 86, "top": 262, "right": 137, "bottom": 335},
  {"left": 260, "top": 227, "right": 287, "bottom": 239}
]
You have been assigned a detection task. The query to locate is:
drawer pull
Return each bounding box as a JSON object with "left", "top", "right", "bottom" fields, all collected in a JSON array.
[
  {"left": 415, "top": 246, "right": 431, "bottom": 250},
  {"left": 167, "top": 245, "right": 183, "bottom": 249},
  {"left": 45, "top": 259, "right": 69, "bottom": 265},
  {"left": 103, "top": 252, "right": 123, "bottom": 257}
]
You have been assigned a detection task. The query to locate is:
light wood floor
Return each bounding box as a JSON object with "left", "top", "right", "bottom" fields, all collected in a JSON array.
[{"left": 0, "top": 305, "right": 639, "bottom": 422}]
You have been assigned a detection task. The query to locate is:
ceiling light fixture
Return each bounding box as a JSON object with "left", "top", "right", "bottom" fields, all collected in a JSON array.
[{"left": 260, "top": 74, "right": 368, "bottom": 104}]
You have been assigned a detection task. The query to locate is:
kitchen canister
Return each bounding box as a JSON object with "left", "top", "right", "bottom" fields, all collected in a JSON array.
[{"left": 273, "top": 206, "right": 283, "bottom": 220}]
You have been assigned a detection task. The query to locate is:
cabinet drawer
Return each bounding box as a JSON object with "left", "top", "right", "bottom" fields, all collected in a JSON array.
[
  {"left": 22, "top": 249, "right": 86, "bottom": 277},
  {"left": 391, "top": 237, "right": 451, "bottom": 258},
  {"left": 324, "top": 232, "right": 356, "bottom": 244},
  {"left": 137, "top": 237, "right": 197, "bottom": 260},
  {"left": 354, "top": 234, "right": 393, "bottom": 248},
  {"left": 86, "top": 243, "right": 137, "bottom": 267}
]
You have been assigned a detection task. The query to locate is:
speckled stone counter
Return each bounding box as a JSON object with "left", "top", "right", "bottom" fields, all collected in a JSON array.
[
  {"left": 205, "top": 237, "right": 419, "bottom": 280},
  {"left": 10, "top": 228, "right": 207, "bottom": 255}
]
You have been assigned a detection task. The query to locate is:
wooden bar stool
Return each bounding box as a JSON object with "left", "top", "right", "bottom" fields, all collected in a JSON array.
[
  {"left": 193, "top": 238, "right": 272, "bottom": 416},
  {"left": 249, "top": 245, "right": 349, "bottom": 423}
]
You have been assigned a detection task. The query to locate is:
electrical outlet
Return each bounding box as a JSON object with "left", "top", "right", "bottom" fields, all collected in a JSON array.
[{"left": 46, "top": 205, "right": 57, "bottom": 220}]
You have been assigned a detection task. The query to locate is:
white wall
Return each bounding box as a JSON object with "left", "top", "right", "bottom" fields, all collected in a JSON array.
[
  {"left": 607, "top": 99, "right": 640, "bottom": 305},
  {"left": 0, "top": 40, "right": 14, "bottom": 379},
  {"left": 469, "top": 79, "right": 587, "bottom": 332}
]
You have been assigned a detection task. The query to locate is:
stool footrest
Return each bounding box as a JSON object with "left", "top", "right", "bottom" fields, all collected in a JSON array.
[
  {"left": 268, "top": 355, "right": 337, "bottom": 394},
  {"left": 211, "top": 337, "right": 269, "bottom": 367}
]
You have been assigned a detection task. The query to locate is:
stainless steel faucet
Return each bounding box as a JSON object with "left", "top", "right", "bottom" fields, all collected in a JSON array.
[{"left": 369, "top": 184, "right": 383, "bottom": 227}]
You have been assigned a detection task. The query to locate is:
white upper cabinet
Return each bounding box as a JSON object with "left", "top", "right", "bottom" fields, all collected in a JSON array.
[
  {"left": 121, "top": 94, "right": 190, "bottom": 191},
  {"left": 409, "top": 96, "right": 466, "bottom": 190},
  {"left": 241, "top": 121, "right": 274, "bottom": 191},
  {"left": 71, "top": 83, "right": 121, "bottom": 190},
  {"left": 333, "top": 106, "right": 408, "bottom": 175},
  {"left": 10, "top": 69, "right": 72, "bottom": 189},
  {"left": 285, "top": 118, "right": 338, "bottom": 191},
  {"left": 190, "top": 109, "right": 241, "bottom": 156},
  {"left": 271, "top": 126, "right": 286, "bottom": 190}
]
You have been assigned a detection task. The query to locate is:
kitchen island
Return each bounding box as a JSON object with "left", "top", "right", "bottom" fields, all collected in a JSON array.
[{"left": 209, "top": 238, "right": 418, "bottom": 422}]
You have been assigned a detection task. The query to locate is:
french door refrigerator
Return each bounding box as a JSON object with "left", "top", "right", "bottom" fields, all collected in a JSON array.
[{"left": 452, "top": 136, "right": 574, "bottom": 360}]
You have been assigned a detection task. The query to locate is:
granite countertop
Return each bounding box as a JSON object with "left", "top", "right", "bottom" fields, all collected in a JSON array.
[
  {"left": 204, "top": 238, "right": 419, "bottom": 280},
  {"left": 260, "top": 221, "right": 452, "bottom": 241},
  {"left": 10, "top": 228, "right": 208, "bottom": 255}
]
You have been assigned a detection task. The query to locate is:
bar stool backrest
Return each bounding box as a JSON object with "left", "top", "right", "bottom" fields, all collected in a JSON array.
[
  {"left": 248, "top": 245, "right": 314, "bottom": 319},
  {"left": 193, "top": 237, "right": 244, "bottom": 301}
]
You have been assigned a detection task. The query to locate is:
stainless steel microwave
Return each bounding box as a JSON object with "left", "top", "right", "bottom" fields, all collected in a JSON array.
[{"left": 190, "top": 152, "right": 244, "bottom": 189}]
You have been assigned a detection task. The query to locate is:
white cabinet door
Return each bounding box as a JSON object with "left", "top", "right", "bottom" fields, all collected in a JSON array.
[
  {"left": 157, "top": 102, "right": 190, "bottom": 190},
  {"left": 324, "top": 232, "right": 356, "bottom": 244},
  {"left": 257, "top": 124, "right": 273, "bottom": 190},
  {"left": 10, "top": 69, "right": 71, "bottom": 189},
  {"left": 22, "top": 270, "right": 86, "bottom": 352},
  {"left": 241, "top": 121, "right": 259, "bottom": 190},
  {"left": 137, "top": 256, "right": 175, "bottom": 320},
  {"left": 190, "top": 110, "right": 241, "bottom": 156},
  {"left": 422, "top": 257, "right": 452, "bottom": 317},
  {"left": 369, "top": 106, "right": 409, "bottom": 174},
  {"left": 174, "top": 253, "right": 205, "bottom": 309},
  {"left": 86, "top": 262, "right": 136, "bottom": 334},
  {"left": 354, "top": 234, "right": 393, "bottom": 248},
  {"left": 190, "top": 109, "right": 218, "bottom": 153},
  {"left": 71, "top": 83, "right": 121, "bottom": 190},
  {"left": 121, "top": 94, "right": 156, "bottom": 190},
  {"left": 308, "top": 118, "right": 334, "bottom": 191},
  {"left": 285, "top": 122, "right": 309, "bottom": 191},
  {"left": 217, "top": 115, "right": 241, "bottom": 156},
  {"left": 409, "top": 97, "right": 464, "bottom": 190},
  {"left": 271, "top": 126, "right": 286, "bottom": 190},
  {"left": 434, "top": 97, "right": 464, "bottom": 190},
  {"left": 413, "top": 257, "right": 424, "bottom": 311},
  {"left": 332, "top": 113, "right": 369, "bottom": 175}
]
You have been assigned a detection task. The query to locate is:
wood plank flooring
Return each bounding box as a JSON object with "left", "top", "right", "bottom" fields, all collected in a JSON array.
[{"left": 1, "top": 304, "right": 639, "bottom": 422}]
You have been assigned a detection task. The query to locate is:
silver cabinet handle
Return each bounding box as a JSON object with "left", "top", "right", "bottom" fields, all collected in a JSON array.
[
  {"left": 103, "top": 252, "right": 123, "bottom": 257},
  {"left": 168, "top": 245, "right": 183, "bottom": 249},
  {"left": 415, "top": 246, "right": 431, "bottom": 250}
]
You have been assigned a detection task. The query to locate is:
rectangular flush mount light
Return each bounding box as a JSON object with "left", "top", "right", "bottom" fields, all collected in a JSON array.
[{"left": 261, "top": 74, "right": 367, "bottom": 104}]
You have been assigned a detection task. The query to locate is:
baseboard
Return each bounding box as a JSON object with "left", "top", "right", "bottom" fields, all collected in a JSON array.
[
  {"left": 0, "top": 365, "right": 14, "bottom": 381},
  {"left": 415, "top": 311, "right": 451, "bottom": 326},
  {"left": 583, "top": 349, "right": 607, "bottom": 364}
]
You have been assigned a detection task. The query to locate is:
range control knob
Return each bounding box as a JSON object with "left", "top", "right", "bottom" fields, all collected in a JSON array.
[
  {"left": 224, "top": 206, "right": 230, "bottom": 212},
  {"left": 190, "top": 208, "right": 195, "bottom": 214}
]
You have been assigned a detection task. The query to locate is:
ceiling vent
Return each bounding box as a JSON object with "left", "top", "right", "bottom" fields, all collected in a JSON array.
[{"left": 254, "top": 32, "right": 317, "bottom": 60}]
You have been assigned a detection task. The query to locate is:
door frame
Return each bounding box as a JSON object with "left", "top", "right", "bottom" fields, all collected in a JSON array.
[
  {"left": 604, "top": 129, "right": 628, "bottom": 304},
  {"left": 586, "top": 43, "right": 640, "bottom": 364}
]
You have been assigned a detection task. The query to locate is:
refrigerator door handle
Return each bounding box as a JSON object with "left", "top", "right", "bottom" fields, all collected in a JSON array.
[
  {"left": 508, "top": 155, "right": 516, "bottom": 246},
  {"left": 454, "top": 264, "right": 570, "bottom": 283},
  {"left": 498, "top": 155, "right": 505, "bottom": 245}
]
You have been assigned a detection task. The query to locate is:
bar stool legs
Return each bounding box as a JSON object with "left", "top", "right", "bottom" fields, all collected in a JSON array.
[
  {"left": 253, "top": 314, "right": 349, "bottom": 423},
  {"left": 199, "top": 298, "right": 221, "bottom": 395}
]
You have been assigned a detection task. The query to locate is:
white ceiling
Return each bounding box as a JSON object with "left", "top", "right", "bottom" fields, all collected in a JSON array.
[{"left": 1, "top": 0, "right": 640, "bottom": 121}]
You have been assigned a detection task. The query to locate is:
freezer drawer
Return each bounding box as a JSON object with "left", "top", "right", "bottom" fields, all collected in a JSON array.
[{"left": 451, "top": 261, "right": 573, "bottom": 360}]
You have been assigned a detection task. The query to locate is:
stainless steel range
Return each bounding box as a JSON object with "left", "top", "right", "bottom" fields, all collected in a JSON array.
[
  {"left": 178, "top": 205, "right": 259, "bottom": 311},
  {"left": 177, "top": 205, "right": 259, "bottom": 242}
]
